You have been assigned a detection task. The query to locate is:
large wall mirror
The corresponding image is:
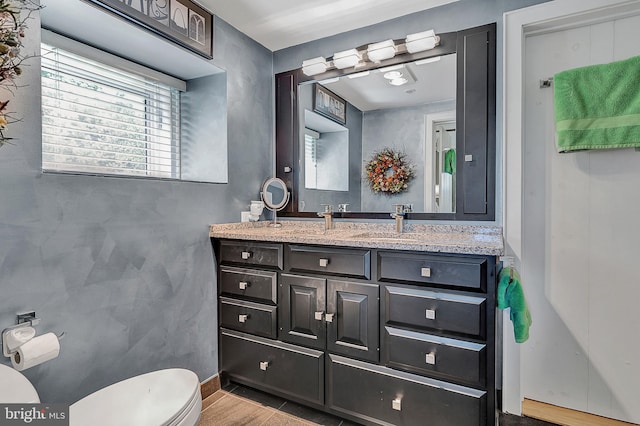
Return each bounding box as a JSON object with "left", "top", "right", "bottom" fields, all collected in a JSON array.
[{"left": 276, "top": 23, "right": 496, "bottom": 221}]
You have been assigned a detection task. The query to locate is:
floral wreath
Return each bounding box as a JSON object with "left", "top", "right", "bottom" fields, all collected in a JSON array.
[
  {"left": 0, "top": 0, "right": 40, "bottom": 147},
  {"left": 365, "top": 148, "right": 414, "bottom": 194}
]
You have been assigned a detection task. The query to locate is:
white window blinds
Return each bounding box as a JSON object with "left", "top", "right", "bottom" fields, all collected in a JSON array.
[
  {"left": 41, "top": 41, "right": 182, "bottom": 179},
  {"left": 304, "top": 129, "right": 319, "bottom": 189}
]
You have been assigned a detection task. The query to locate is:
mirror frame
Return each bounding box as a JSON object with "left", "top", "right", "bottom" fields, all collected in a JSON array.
[
  {"left": 261, "top": 177, "right": 291, "bottom": 211},
  {"left": 275, "top": 23, "right": 496, "bottom": 221}
]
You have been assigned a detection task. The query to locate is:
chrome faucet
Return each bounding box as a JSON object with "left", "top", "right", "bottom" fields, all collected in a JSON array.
[
  {"left": 317, "top": 204, "right": 333, "bottom": 231},
  {"left": 390, "top": 204, "right": 407, "bottom": 234}
]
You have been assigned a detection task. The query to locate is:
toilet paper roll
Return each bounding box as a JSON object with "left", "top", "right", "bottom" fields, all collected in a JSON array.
[
  {"left": 11, "top": 332, "right": 60, "bottom": 371},
  {"left": 2, "top": 326, "right": 36, "bottom": 356}
]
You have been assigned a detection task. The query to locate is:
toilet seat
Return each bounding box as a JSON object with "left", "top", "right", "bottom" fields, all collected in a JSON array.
[
  {"left": 69, "top": 368, "right": 201, "bottom": 426},
  {"left": 0, "top": 363, "right": 40, "bottom": 403}
]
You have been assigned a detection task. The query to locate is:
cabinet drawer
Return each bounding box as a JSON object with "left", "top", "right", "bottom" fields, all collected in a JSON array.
[
  {"left": 220, "top": 266, "right": 277, "bottom": 304},
  {"left": 287, "top": 245, "right": 371, "bottom": 279},
  {"left": 385, "top": 286, "right": 486, "bottom": 338},
  {"left": 220, "top": 298, "right": 277, "bottom": 339},
  {"left": 327, "top": 354, "right": 486, "bottom": 426},
  {"left": 383, "top": 327, "right": 486, "bottom": 386},
  {"left": 220, "top": 329, "right": 324, "bottom": 406},
  {"left": 378, "top": 251, "right": 486, "bottom": 290},
  {"left": 219, "top": 240, "right": 283, "bottom": 269}
]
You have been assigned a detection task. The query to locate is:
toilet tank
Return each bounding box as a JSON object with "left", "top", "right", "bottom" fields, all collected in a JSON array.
[{"left": 0, "top": 363, "right": 40, "bottom": 403}]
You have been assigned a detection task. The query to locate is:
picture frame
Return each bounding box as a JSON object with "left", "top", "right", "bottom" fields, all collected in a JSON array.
[
  {"left": 313, "top": 84, "right": 347, "bottom": 125},
  {"left": 88, "top": 0, "right": 213, "bottom": 59}
]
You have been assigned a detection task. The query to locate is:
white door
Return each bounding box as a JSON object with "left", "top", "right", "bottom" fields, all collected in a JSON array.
[{"left": 521, "top": 14, "right": 640, "bottom": 424}]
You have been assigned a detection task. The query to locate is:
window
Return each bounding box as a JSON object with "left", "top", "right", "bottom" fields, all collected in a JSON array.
[
  {"left": 304, "top": 128, "right": 319, "bottom": 189},
  {"left": 41, "top": 36, "right": 185, "bottom": 179}
]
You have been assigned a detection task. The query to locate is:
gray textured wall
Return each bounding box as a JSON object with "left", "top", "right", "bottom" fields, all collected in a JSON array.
[
  {"left": 181, "top": 73, "right": 228, "bottom": 183},
  {"left": 274, "top": 0, "right": 553, "bottom": 223},
  {"left": 0, "top": 11, "right": 273, "bottom": 404}
]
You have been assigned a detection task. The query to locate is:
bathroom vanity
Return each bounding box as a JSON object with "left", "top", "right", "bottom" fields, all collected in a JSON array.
[{"left": 210, "top": 222, "right": 503, "bottom": 426}]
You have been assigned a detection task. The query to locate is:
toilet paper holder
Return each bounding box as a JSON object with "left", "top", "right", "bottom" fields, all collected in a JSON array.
[{"left": 1, "top": 311, "right": 65, "bottom": 357}]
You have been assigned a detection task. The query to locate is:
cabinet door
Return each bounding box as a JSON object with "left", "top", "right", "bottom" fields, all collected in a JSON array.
[
  {"left": 326, "top": 280, "right": 379, "bottom": 363},
  {"left": 456, "top": 23, "right": 496, "bottom": 220},
  {"left": 280, "top": 274, "right": 326, "bottom": 350}
]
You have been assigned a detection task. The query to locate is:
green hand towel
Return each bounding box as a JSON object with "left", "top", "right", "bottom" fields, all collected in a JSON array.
[
  {"left": 498, "top": 267, "right": 532, "bottom": 343},
  {"left": 554, "top": 55, "right": 640, "bottom": 153},
  {"left": 443, "top": 149, "right": 456, "bottom": 174}
]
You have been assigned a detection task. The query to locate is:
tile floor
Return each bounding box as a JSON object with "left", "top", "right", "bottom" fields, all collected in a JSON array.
[
  {"left": 198, "top": 382, "right": 559, "bottom": 426},
  {"left": 198, "top": 383, "right": 354, "bottom": 425}
]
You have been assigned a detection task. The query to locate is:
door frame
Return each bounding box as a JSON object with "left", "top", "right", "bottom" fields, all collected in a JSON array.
[
  {"left": 503, "top": 0, "right": 640, "bottom": 415},
  {"left": 425, "top": 110, "right": 456, "bottom": 213}
]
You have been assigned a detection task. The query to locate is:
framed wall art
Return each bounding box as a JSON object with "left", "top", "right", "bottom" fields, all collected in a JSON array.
[
  {"left": 88, "top": 0, "right": 213, "bottom": 59},
  {"left": 313, "top": 84, "right": 346, "bottom": 125}
]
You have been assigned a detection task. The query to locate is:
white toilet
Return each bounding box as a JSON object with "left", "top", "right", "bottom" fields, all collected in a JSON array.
[{"left": 0, "top": 363, "right": 202, "bottom": 426}]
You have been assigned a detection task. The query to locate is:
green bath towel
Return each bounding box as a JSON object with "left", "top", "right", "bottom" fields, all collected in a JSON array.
[
  {"left": 554, "top": 55, "right": 640, "bottom": 153},
  {"left": 498, "top": 267, "right": 532, "bottom": 343}
]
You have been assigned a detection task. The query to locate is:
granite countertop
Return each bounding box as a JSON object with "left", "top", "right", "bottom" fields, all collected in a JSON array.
[{"left": 209, "top": 220, "right": 504, "bottom": 256}]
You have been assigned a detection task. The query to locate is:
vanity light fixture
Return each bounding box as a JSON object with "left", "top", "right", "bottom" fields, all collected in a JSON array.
[
  {"left": 366, "top": 39, "right": 396, "bottom": 62},
  {"left": 405, "top": 30, "right": 440, "bottom": 54},
  {"left": 302, "top": 56, "right": 329, "bottom": 76},
  {"left": 299, "top": 29, "right": 439, "bottom": 76},
  {"left": 332, "top": 48, "right": 361, "bottom": 69}
]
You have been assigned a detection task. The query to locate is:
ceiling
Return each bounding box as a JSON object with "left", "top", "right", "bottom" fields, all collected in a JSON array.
[{"left": 198, "top": 0, "right": 460, "bottom": 51}]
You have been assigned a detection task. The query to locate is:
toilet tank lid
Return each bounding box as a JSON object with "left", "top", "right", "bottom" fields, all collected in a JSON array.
[
  {"left": 70, "top": 368, "right": 200, "bottom": 426},
  {"left": 0, "top": 363, "right": 40, "bottom": 403}
]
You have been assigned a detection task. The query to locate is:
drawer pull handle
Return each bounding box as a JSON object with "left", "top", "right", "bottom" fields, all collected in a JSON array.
[
  {"left": 392, "top": 398, "right": 402, "bottom": 411},
  {"left": 239, "top": 281, "right": 248, "bottom": 290},
  {"left": 325, "top": 313, "right": 334, "bottom": 323},
  {"left": 425, "top": 309, "right": 436, "bottom": 320},
  {"left": 314, "top": 311, "right": 324, "bottom": 321},
  {"left": 259, "top": 361, "right": 269, "bottom": 371},
  {"left": 238, "top": 314, "right": 249, "bottom": 323},
  {"left": 241, "top": 251, "right": 252, "bottom": 260},
  {"left": 421, "top": 267, "right": 431, "bottom": 277},
  {"left": 425, "top": 352, "right": 436, "bottom": 365},
  {"left": 319, "top": 258, "right": 329, "bottom": 267}
]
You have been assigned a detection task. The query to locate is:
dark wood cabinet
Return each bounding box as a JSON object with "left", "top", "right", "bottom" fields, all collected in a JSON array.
[
  {"left": 213, "top": 238, "right": 498, "bottom": 425},
  {"left": 279, "top": 275, "right": 379, "bottom": 362},
  {"left": 327, "top": 354, "right": 487, "bottom": 426},
  {"left": 279, "top": 273, "right": 326, "bottom": 350},
  {"left": 220, "top": 329, "right": 325, "bottom": 406},
  {"left": 326, "top": 279, "right": 379, "bottom": 363}
]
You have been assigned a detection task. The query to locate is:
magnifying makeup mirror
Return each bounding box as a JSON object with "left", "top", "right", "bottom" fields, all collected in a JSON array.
[{"left": 260, "top": 177, "right": 290, "bottom": 227}]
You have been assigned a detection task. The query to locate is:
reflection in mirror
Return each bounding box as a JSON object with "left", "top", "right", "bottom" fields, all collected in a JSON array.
[
  {"left": 425, "top": 110, "right": 456, "bottom": 213},
  {"left": 261, "top": 177, "right": 290, "bottom": 227},
  {"left": 297, "top": 53, "right": 456, "bottom": 214},
  {"left": 304, "top": 111, "right": 349, "bottom": 191}
]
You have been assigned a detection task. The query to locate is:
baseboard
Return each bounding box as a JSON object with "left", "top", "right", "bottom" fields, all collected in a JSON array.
[
  {"left": 200, "top": 374, "right": 221, "bottom": 400},
  {"left": 522, "top": 399, "right": 636, "bottom": 426}
]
